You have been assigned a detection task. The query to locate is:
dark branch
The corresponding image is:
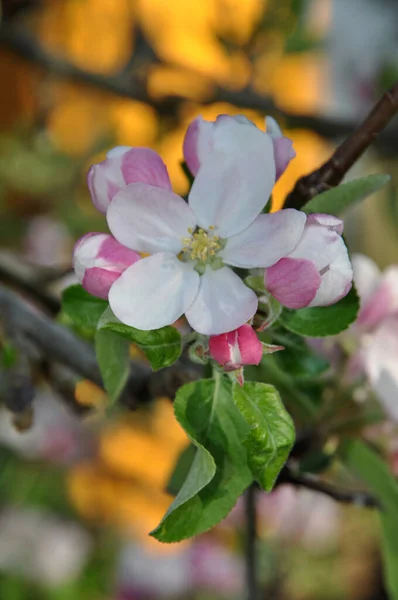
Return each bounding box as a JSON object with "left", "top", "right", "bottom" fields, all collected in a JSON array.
[
  {"left": 0, "top": 284, "right": 201, "bottom": 409},
  {"left": 284, "top": 81, "right": 398, "bottom": 209},
  {"left": 279, "top": 464, "right": 380, "bottom": 509},
  {"left": 1, "top": 23, "right": 398, "bottom": 150},
  {"left": 245, "top": 484, "right": 259, "bottom": 600}
]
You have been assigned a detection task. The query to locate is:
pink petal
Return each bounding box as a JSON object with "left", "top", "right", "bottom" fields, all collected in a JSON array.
[
  {"left": 266, "top": 257, "right": 321, "bottom": 309},
  {"left": 273, "top": 137, "right": 296, "bottom": 181},
  {"left": 120, "top": 148, "right": 172, "bottom": 190},
  {"left": 82, "top": 267, "right": 120, "bottom": 300}
]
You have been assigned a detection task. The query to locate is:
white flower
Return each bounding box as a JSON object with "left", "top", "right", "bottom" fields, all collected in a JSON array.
[{"left": 106, "top": 117, "right": 306, "bottom": 335}]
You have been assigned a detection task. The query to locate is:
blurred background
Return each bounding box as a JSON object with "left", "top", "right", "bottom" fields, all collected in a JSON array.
[{"left": 0, "top": 0, "right": 397, "bottom": 598}]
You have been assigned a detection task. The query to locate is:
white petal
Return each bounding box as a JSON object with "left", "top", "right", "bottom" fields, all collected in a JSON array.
[
  {"left": 107, "top": 183, "right": 196, "bottom": 254},
  {"left": 220, "top": 210, "right": 306, "bottom": 268},
  {"left": 188, "top": 120, "right": 275, "bottom": 238},
  {"left": 108, "top": 252, "right": 199, "bottom": 330},
  {"left": 185, "top": 266, "right": 258, "bottom": 335}
]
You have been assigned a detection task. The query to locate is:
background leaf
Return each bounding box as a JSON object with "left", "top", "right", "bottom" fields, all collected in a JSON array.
[
  {"left": 340, "top": 439, "right": 398, "bottom": 600},
  {"left": 280, "top": 286, "right": 359, "bottom": 337},
  {"left": 61, "top": 285, "right": 108, "bottom": 329},
  {"left": 151, "top": 375, "right": 252, "bottom": 543},
  {"left": 233, "top": 382, "right": 295, "bottom": 491},
  {"left": 97, "top": 308, "right": 181, "bottom": 371},
  {"left": 95, "top": 329, "right": 130, "bottom": 403},
  {"left": 302, "top": 174, "right": 390, "bottom": 216}
]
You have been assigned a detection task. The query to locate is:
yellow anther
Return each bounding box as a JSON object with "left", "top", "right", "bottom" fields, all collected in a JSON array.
[{"left": 181, "top": 226, "right": 221, "bottom": 262}]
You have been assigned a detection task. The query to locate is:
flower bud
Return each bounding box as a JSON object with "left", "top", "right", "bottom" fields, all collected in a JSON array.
[
  {"left": 87, "top": 146, "right": 171, "bottom": 213},
  {"left": 73, "top": 233, "right": 140, "bottom": 300},
  {"left": 265, "top": 213, "right": 353, "bottom": 309},
  {"left": 209, "top": 324, "right": 263, "bottom": 371}
]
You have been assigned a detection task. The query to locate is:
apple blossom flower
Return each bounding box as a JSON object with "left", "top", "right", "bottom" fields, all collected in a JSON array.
[
  {"left": 73, "top": 233, "right": 141, "bottom": 300},
  {"left": 346, "top": 254, "right": 398, "bottom": 419},
  {"left": 106, "top": 117, "right": 307, "bottom": 335},
  {"left": 265, "top": 213, "right": 353, "bottom": 309},
  {"left": 352, "top": 253, "right": 398, "bottom": 331},
  {"left": 88, "top": 146, "right": 171, "bottom": 213},
  {"left": 209, "top": 324, "right": 263, "bottom": 371},
  {"left": 183, "top": 114, "right": 295, "bottom": 180}
]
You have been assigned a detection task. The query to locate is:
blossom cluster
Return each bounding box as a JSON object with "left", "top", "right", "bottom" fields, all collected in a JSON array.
[{"left": 73, "top": 114, "right": 353, "bottom": 370}]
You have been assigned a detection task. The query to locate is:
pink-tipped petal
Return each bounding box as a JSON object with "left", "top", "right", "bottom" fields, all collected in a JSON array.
[
  {"left": 87, "top": 146, "right": 171, "bottom": 214},
  {"left": 273, "top": 137, "right": 296, "bottom": 180},
  {"left": 266, "top": 257, "right": 321, "bottom": 309},
  {"left": 220, "top": 210, "right": 306, "bottom": 268},
  {"left": 73, "top": 233, "right": 140, "bottom": 299},
  {"left": 120, "top": 148, "right": 172, "bottom": 190},
  {"left": 185, "top": 266, "right": 258, "bottom": 335},
  {"left": 82, "top": 267, "right": 120, "bottom": 300},
  {"left": 288, "top": 220, "right": 353, "bottom": 307},
  {"left": 182, "top": 117, "right": 214, "bottom": 176}
]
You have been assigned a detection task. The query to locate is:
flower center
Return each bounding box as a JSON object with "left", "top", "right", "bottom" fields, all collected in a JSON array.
[{"left": 181, "top": 226, "right": 221, "bottom": 263}]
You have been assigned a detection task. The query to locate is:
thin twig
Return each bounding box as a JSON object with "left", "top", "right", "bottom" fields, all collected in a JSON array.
[
  {"left": 284, "top": 81, "right": 398, "bottom": 209},
  {"left": 279, "top": 464, "right": 380, "bottom": 509},
  {"left": 245, "top": 484, "right": 258, "bottom": 600}
]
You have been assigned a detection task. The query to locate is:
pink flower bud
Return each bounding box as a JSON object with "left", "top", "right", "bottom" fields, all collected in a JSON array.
[
  {"left": 209, "top": 324, "right": 263, "bottom": 371},
  {"left": 265, "top": 116, "right": 296, "bottom": 180},
  {"left": 183, "top": 114, "right": 295, "bottom": 180},
  {"left": 265, "top": 213, "right": 353, "bottom": 309},
  {"left": 87, "top": 147, "right": 172, "bottom": 213},
  {"left": 73, "top": 233, "right": 140, "bottom": 300}
]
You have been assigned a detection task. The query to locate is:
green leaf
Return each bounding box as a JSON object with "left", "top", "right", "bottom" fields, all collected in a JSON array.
[
  {"left": 97, "top": 308, "right": 181, "bottom": 371},
  {"left": 339, "top": 440, "right": 398, "bottom": 600},
  {"left": 151, "top": 375, "right": 252, "bottom": 542},
  {"left": 233, "top": 382, "right": 295, "bottom": 491},
  {"left": 61, "top": 285, "right": 108, "bottom": 329},
  {"left": 166, "top": 444, "right": 197, "bottom": 496},
  {"left": 281, "top": 286, "right": 359, "bottom": 337},
  {"left": 302, "top": 174, "right": 390, "bottom": 216},
  {"left": 95, "top": 330, "right": 130, "bottom": 403}
]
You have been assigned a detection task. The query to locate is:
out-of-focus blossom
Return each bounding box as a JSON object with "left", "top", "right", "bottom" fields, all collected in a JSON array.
[
  {"left": 25, "top": 216, "right": 71, "bottom": 267},
  {"left": 189, "top": 538, "right": 243, "bottom": 594},
  {"left": 88, "top": 146, "right": 172, "bottom": 213},
  {"left": 348, "top": 254, "right": 398, "bottom": 419},
  {"left": 259, "top": 485, "right": 340, "bottom": 551},
  {"left": 117, "top": 543, "right": 190, "bottom": 599},
  {"left": 0, "top": 507, "right": 91, "bottom": 587},
  {"left": 265, "top": 214, "right": 352, "bottom": 309},
  {"left": 73, "top": 232, "right": 140, "bottom": 300},
  {"left": 209, "top": 324, "right": 263, "bottom": 370},
  {"left": 104, "top": 116, "right": 306, "bottom": 335},
  {"left": 0, "top": 388, "right": 89, "bottom": 464},
  {"left": 183, "top": 114, "right": 295, "bottom": 180}
]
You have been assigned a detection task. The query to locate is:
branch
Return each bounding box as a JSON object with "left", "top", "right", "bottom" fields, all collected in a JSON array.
[
  {"left": 0, "top": 284, "right": 201, "bottom": 408},
  {"left": 1, "top": 23, "right": 398, "bottom": 149},
  {"left": 284, "top": 81, "right": 398, "bottom": 209},
  {"left": 280, "top": 464, "right": 380, "bottom": 509}
]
